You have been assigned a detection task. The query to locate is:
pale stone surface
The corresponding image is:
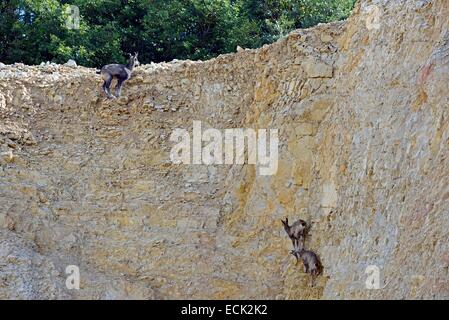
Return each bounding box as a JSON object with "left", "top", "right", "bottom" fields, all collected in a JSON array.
[
  {"left": 303, "top": 58, "right": 334, "bottom": 78},
  {"left": 64, "top": 59, "right": 77, "bottom": 68},
  {"left": 321, "top": 183, "right": 338, "bottom": 208},
  {"left": 0, "top": 0, "right": 448, "bottom": 299}
]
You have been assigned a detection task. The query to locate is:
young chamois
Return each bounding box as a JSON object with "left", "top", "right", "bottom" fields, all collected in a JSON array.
[
  {"left": 281, "top": 217, "right": 308, "bottom": 251},
  {"left": 97, "top": 52, "right": 140, "bottom": 99},
  {"left": 290, "top": 248, "right": 323, "bottom": 287}
]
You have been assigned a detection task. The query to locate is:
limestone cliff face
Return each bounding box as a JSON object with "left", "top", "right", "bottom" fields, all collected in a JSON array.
[{"left": 0, "top": 0, "right": 448, "bottom": 299}]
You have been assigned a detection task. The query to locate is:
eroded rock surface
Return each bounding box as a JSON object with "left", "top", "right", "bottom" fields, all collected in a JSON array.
[{"left": 0, "top": 0, "right": 448, "bottom": 299}]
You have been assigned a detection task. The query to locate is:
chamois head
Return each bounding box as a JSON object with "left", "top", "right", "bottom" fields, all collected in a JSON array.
[
  {"left": 281, "top": 217, "right": 290, "bottom": 234},
  {"left": 128, "top": 52, "right": 140, "bottom": 68},
  {"left": 290, "top": 249, "right": 304, "bottom": 257}
]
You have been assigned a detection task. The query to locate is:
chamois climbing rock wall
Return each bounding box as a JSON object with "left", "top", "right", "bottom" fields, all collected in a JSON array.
[{"left": 1, "top": 0, "right": 448, "bottom": 299}]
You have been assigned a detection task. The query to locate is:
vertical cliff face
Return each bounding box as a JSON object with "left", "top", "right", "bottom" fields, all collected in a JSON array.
[{"left": 1, "top": 0, "right": 448, "bottom": 299}]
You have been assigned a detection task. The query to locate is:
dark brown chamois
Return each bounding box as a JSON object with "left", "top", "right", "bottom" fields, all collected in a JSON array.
[
  {"left": 97, "top": 52, "right": 140, "bottom": 99},
  {"left": 290, "top": 248, "right": 323, "bottom": 287},
  {"left": 281, "top": 217, "right": 308, "bottom": 251}
]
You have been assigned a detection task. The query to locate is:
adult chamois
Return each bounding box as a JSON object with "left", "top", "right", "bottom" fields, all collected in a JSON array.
[
  {"left": 97, "top": 52, "right": 140, "bottom": 99},
  {"left": 281, "top": 217, "right": 308, "bottom": 251},
  {"left": 290, "top": 248, "right": 323, "bottom": 287}
]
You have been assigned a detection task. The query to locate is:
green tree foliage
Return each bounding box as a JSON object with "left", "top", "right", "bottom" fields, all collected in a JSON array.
[{"left": 0, "top": 0, "right": 356, "bottom": 67}]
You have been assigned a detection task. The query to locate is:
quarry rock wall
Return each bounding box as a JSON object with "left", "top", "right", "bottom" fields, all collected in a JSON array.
[{"left": 0, "top": 0, "right": 448, "bottom": 299}]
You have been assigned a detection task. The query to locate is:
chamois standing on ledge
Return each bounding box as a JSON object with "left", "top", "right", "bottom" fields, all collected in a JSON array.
[
  {"left": 281, "top": 217, "right": 308, "bottom": 251},
  {"left": 97, "top": 52, "right": 140, "bottom": 99},
  {"left": 290, "top": 248, "right": 323, "bottom": 287}
]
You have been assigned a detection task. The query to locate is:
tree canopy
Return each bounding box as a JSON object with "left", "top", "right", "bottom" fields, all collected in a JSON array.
[{"left": 0, "top": 0, "right": 356, "bottom": 67}]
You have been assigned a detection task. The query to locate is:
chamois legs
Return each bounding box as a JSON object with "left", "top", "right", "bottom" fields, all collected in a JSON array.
[
  {"left": 101, "top": 73, "right": 114, "bottom": 99},
  {"left": 292, "top": 237, "right": 305, "bottom": 252},
  {"left": 115, "top": 78, "right": 124, "bottom": 98}
]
